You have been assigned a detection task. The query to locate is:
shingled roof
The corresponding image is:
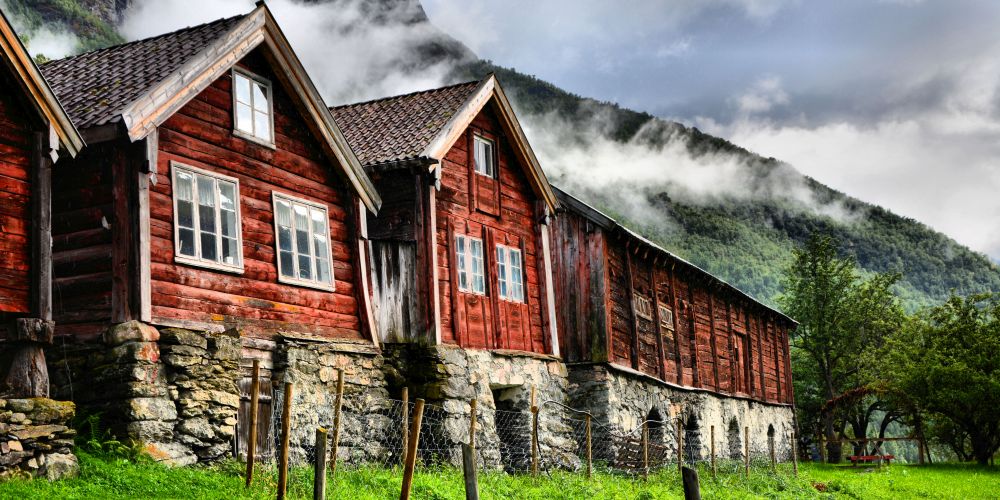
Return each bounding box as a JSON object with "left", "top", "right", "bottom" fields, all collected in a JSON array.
[
  {"left": 330, "top": 80, "right": 481, "bottom": 167},
  {"left": 41, "top": 14, "right": 246, "bottom": 130}
]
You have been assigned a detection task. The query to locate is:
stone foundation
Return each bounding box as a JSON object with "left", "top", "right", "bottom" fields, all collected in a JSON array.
[
  {"left": 48, "top": 322, "right": 392, "bottom": 465},
  {"left": 0, "top": 398, "right": 78, "bottom": 480},
  {"left": 568, "top": 364, "right": 795, "bottom": 465},
  {"left": 383, "top": 344, "right": 580, "bottom": 471}
]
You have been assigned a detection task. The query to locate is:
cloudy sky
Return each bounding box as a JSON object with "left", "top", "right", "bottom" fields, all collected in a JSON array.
[{"left": 423, "top": 0, "right": 1000, "bottom": 262}]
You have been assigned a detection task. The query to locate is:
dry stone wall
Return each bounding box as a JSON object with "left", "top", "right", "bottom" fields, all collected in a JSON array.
[{"left": 0, "top": 398, "right": 78, "bottom": 480}]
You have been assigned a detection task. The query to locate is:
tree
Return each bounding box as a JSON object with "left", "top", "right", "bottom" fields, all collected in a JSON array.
[
  {"left": 779, "top": 234, "right": 904, "bottom": 462},
  {"left": 883, "top": 293, "right": 1000, "bottom": 465}
]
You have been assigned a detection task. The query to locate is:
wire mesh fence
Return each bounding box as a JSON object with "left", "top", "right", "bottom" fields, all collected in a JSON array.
[{"left": 240, "top": 379, "right": 803, "bottom": 499}]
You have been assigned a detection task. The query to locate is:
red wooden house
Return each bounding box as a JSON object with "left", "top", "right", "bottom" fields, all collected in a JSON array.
[
  {"left": 39, "top": 4, "right": 380, "bottom": 343},
  {"left": 552, "top": 187, "right": 795, "bottom": 405},
  {"left": 332, "top": 76, "right": 560, "bottom": 355},
  {"left": 0, "top": 10, "right": 84, "bottom": 397}
]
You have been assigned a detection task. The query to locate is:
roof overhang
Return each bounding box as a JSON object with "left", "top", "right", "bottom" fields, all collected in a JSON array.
[
  {"left": 0, "top": 10, "right": 85, "bottom": 157},
  {"left": 420, "top": 75, "right": 559, "bottom": 212},
  {"left": 115, "top": 4, "right": 381, "bottom": 212}
]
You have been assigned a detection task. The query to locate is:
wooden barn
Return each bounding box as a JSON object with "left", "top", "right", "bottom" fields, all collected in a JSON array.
[
  {"left": 552, "top": 187, "right": 795, "bottom": 462},
  {"left": 0, "top": 10, "right": 84, "bottom": 398},
  {"left": 35, "top": 4, "right": 388, "bottom": 464},
  {"left": 332, "top": 76, "right": 560, "bottom": 355}
]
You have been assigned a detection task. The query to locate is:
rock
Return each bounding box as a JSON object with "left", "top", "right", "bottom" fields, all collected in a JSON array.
[
  {"left": 12, "top": 424, "right": 68, "bottom": 441},
  {"left": 160, "top": 329, "right": 208, "bottom": 349},
  {"left": 43, "top": 453, "right": 79, "bottom": 480},
  {"left": 26, "top": 399, "right": 75, "bottom": 424},
  {"left": 127, "top": 398, "right": 177, "bottom": 421},
  {"left": 127, "top": 420, "right": 175, "bottom": 441},
  {"left": 104, "top": 321, "right": 160, "bottom": 346},
  {"left": 178, "top": 418, "right": 215, "bottom": 440},
  {"left": 6, "top": 399, "right": 34, "bottom": 413},
  {"left": 142, "top": 442, "right": 197, "bottom": 466},
  {"left": 111, "top": 342, "right": 160, "bottom": 364}
]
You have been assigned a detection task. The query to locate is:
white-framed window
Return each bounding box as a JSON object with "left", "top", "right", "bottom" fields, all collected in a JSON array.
[
  {"left": 172, "top": 162, "right": 243, "bottom": 273},
  {"left": 658, "top": 303, "right": 674, "bottom": 330},
  {"left": 496, "top": 245, "right": 524, "bottom": 302},
  {"left": 473, "top": 135, "right": 495, "bottom": 178},
  {"left": 455, "top": 234, "right": 485, "bottom": 295},
  {"left": 233, "top": 68, "right": 274, "bottom": 145},
  {"left": 634, "top": 293, "right": 653, "bottom": 320},
  {"left": 272, "top": 192, "right": 335, "bottom": 291}
]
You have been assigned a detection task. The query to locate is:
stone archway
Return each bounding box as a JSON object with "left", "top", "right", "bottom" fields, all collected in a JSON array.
[
  {"left": 684, "top": 414, "right": 702, "bottom": 463},
  {"left": 728, "top": 418, "right": 742, "bottom": 460}
]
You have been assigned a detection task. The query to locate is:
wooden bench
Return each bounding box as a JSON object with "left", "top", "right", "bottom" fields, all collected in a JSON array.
[{"left": 848, "top": 454, "right": 894, "bottom": 465}]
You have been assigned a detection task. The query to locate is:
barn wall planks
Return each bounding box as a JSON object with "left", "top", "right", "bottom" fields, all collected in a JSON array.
[
  {"left": 552, "top": 200, "right": 794, "bottom": 405},
  {"left": 0, "top": 73, "right": 34, "bottom": 318},
  {"left": 148, "top": 50, "right": 364, "bottom": 340}
]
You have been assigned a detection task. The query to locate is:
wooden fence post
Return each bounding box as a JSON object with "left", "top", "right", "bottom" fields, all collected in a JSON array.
[
  {"left": 314, "top": 427, "right": 328, "bottom": 500},
  {"left": 710, "top": 425, "right": 716, "bottom": 478},
  {"left": 330, "top": 368, "right": 345, "bottom": 473},
  {"left": 277, "top": 382, "right": 293, "bottom": 500},
  {"left": 642, "top": 421, "right": 649, "bottom": 479},
  {"left": 401, "top": 387, "right": 409, "bottom": 465},
  {"left": 585, "top": 415, "right": 592, "bottom": 479},
  {"left": 462, "top": 443, "right": 480, "bottom": 500},
  {"left": 677, "top": 418, "right": 684, "bottom": 472},
  {"left": 470, "top": 398, "right": 477, "bottom": 450},
  {"left": 530, "top": 386, "right": 539, "bottom": 476},
  {"left": 682, "top": 466, "right": 702, "bottom": 500},
  {"left": 791, "top": 431, "right": 798, "bottom": 477},
  {"left": 400, "top": 399, "right": 426, "bottom": 500},
  {"left": 744, "top": 426, "right": 750, "bottom": 477},
  {"left": 244, "top": 359, "right": 259, "bottom": 488}
]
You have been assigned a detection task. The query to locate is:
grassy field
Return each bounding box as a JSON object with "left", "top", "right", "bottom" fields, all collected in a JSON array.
[{"left": 1, "top": 451, "right": 997, "bottom": 499}]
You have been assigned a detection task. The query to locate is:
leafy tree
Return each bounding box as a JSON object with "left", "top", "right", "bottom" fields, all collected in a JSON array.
[
  {"left": 882, "top": 293, "right": 1000, "bottom": 465},
  {"left": 779, "top": 234, "right": 904, "bottom": 462}
]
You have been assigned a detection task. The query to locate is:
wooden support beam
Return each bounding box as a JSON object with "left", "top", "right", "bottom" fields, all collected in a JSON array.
[
  {"left": 650, "top": 265, "right": 666, "bottom": 381},
  {"left": 668, "top": 263, "right": 683, "bottom": 384},
  {"left": 707, "top": 294, "right": 720, "bottom": 390},
  {"left": 756, "top": 315, "right": 766, "bottom": 401},
  {"left": 624, "top": 249, "right": 640, "bottom": 370},
  {"left": 725, "top": 301, "right": 737, "bottom": 394},
  {"left": 687, "top": 284, "right": 701, "bottom": 388},
  {"left": 30, "top": 128, "right": 53, "bottom": 323}
]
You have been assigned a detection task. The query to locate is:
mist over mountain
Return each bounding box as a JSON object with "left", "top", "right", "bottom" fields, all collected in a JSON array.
[{"left": 8, "top": 0, "right": 998, "bottom": 309}]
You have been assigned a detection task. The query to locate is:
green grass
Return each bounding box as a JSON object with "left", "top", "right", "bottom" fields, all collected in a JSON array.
[{"left": 2, "top": 452, "right": 998, "bottom": 499}]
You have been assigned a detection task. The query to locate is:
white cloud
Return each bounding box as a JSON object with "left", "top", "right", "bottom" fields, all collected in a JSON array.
[
  {"left": 734, "top": 76, "right": 789, "bottom": 115},
  {"left": 0, "top": 0, "right": 79, "bottom": 59},
  {"left": 122, "top": 0, "right": 470, "bottom": 104}
]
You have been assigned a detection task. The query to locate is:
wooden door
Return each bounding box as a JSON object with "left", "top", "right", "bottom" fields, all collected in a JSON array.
[{"left": 237, "top": 375, "right": 274, "bottom": 460}]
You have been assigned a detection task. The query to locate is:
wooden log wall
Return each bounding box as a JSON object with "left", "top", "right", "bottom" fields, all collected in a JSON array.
[
  {"left": 550, "top": 211, "right": 608, "bottom": 363},
  {"left": 147, "top": 50, "right": 364, "bottom": 340},
  {"left": 0, "top": 73, "right": 33, "bottom": 319},
  {"left": 434, "top": 107, "right": 548, "bottom": 354}
]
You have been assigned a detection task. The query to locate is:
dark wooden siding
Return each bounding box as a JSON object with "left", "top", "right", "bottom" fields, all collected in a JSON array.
[
  {"left": 0, "top": 74, "right": 33, "bottom": 317},
  {"left": 550, "top": 207, "right": 608, "bottom": 363},
  {"left": 436, "top": 106, "right": 547, "bottom": 353},
  {"left": 149, "top": 50, "right": 364, "bottom": 340}
]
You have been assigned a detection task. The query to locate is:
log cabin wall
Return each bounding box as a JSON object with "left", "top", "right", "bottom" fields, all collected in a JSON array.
[
  {"left": 435, "top": 107, "right": 549, "bottom": 354},
  {"left": 0, "top": 71, "right": 34, "bottom": 321},
  {"left": 553, "top": 190, "right": 795, "bottom": 405},
  {"left": 148, "top": 49, "right": 364, "bottom": 341}
]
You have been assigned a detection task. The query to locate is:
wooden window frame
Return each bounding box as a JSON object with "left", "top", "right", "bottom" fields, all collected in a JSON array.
[
  {"left": 634, "top": 293, "right": 653, "bottom": 320},
  {"left": 271, "top": 191, "right": 336, "bottom": 292},
  {"left": 171, "top": 161, "right": 245, "bottom": 274},
  {"left": 495, "top": 244, "right": 525, "bottom": 303},
  {"left": 455, "top": 234, "right": 486, "bottom": 295},
  {"left": 658, "top": 303, "right": 674, "bottom": 330},
  {"left": 232, "top": 68, "right": 276, "bottom": 148},
  {"left": 472, "top": 134, "right": 496, "bottom": 178}
]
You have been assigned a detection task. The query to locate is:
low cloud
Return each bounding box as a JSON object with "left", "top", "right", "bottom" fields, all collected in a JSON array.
[{"left": 0, "top": 0, "right": 79, "bottom": 59}]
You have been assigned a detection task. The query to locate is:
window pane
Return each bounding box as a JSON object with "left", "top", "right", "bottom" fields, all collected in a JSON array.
[
  {"left": 313, "top": 234, "right": 329, "bottom": 269},
  {"left": 219, "top": 182, "right": 236, "bottom": 211},
  {"left": 200, "top": 232, "right": 217, "bottom": 261},
  {"left": 177, "top": 200, "right": 194, "bottom": 229},
  {"left": 252, "top": 82, "right": 269, "bottom": 112},
  {"left": 311, "top": 209, "right": 327, "bottom": 235},
  {"left": 456, "top": 236, "right": 467, "bottom": 291},
  {"left": 175, "top": 170, "right": 194, "bottom": 201},
  {"left": 275, "top": 199, "right": 293, "bottom": 253},
  {"left": 298, "top": 255, "right": 312, "bottom": 280},
  {"left": 279, "top": 250, "right": 295, "bottom": 278},
  {"left": 222, "top": 236, "right": 238, "bottom": 265},
  {"left": 496, "top": 246, "right": 507, "bottom": 299},
  {"left": 198, "top": 200, "right": 216, "bottom": 234},
  {"left": 254, "top": 110, "right": 270, "bottom": 141},
  {"left": 236, "top": 103, "right": 253, "bottom": 133},
  {"left": 316, "top": 257, "right": 331, "bottom": 284},
  {"left": 471, "top": 239, "right": 484, "bottom": 293},
  {"left": 178, "top": 228, "right": 196, "bottom": 257},
  {"left": 235, "top": 73, "right": 251, "bottom": 104}
]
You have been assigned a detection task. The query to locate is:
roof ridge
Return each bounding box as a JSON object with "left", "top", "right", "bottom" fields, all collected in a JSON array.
[
  {"left": 41, "top": 13, "right": 246, "bottom": 68},
  {"left": 330, "top": 78, "right": 482, "bottom": 111}
]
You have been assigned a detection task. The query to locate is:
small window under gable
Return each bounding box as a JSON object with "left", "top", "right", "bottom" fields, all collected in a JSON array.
[
  {"left": 473, "top": 135, "right": 495, "bottom": 178},
  {"left": 272, "top": 192, "right": 335, "bottom": 291},
  {"left": 172, "top": 162, "right": 243, "bottom": 273},
  {"left": 233, "top": 68, "right": 274, "bottom": 146}
]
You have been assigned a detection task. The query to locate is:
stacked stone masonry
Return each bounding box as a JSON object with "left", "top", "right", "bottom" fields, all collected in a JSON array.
[{"left": 0, "top": 398, "right": 78, "bottom": 480}]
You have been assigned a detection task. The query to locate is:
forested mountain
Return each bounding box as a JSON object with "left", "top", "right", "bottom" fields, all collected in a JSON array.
[{"left": 9, "top": 0, "right": 999, "bottom": 309}]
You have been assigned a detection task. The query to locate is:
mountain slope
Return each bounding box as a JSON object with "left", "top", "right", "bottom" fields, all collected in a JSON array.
[{"left": 13, "top": 0, "right": 999, "bottom": 309}]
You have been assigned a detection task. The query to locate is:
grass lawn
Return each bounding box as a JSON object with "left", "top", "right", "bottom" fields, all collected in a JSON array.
[{"left": 0, "top": 451, "right": 997, "bottom": 499}]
